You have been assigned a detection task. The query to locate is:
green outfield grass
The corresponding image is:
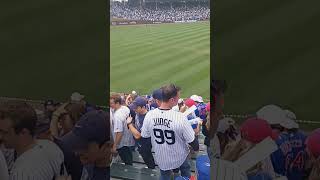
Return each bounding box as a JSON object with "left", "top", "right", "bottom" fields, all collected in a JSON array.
[{"left": 110, "top": 22, "right": 210, "bottom": 100}]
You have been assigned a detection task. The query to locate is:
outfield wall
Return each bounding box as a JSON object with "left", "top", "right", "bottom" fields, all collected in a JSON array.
[{"left": 111, "top": 19, "right": 209, "bottom": 26}]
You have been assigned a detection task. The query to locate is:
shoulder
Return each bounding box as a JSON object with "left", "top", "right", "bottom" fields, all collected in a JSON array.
[{"left": 114, "top": 106, "right": 129, "bottom": 118}]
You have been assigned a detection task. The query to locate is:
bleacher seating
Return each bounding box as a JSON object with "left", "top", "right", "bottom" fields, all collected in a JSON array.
[{"left": 111, "top": 133, "right": 207, "bottom": 179}]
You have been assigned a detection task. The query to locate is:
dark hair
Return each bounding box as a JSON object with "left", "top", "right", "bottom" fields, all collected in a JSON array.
[
  {"left": 0, "top": 101, "right": 37, "bottom": 136},
  {"left": 161, "top": 84, "right": 181, "bottom": 102},
  {"left": 110, "top": 93, "right": 122, "bottom": 104}
]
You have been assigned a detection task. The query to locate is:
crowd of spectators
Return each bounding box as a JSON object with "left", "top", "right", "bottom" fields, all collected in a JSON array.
[{"left": 111, "top": 2, "right": 210, "bottom": 22}]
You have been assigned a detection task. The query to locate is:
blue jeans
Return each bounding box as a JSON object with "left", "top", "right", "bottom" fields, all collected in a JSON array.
[{"left": 159, "top": 158, "right": 191, "bottom": 180}]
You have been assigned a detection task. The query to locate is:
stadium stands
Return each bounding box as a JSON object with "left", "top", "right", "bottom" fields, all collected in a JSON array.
[{"left": 111, "top": 1, "right": 210, "bottom": 22}]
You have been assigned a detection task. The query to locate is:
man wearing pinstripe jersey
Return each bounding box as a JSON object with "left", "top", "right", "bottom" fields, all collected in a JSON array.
[
  {"left": 0, "top": 102, "right": 66, "bottom": 180},
  {"left": 141, "top": 84, "right": 199, "bottom": 180}
]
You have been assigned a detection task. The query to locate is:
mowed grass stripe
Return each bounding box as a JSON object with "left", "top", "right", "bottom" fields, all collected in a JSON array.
[
  {"left": 111, "top": 35, "right": 209, "bottom": 79},
  {"left": 110, "top": 23, "right": 209, "bottom": 49},
  {"left": 110, "top": 23, "right": 208, "bottom": 48},
  {"left": 111, "top": 25, "right": 209, "bottom": 68},
  {"left": 111, "top": 34, "right": 209, "bottom": 69},
  {"left": 111, "top": 46, "right": 209, "bottom": 98},
  {"left": 111, "top": 22, "right": 210, "bottom": 99},
  {"left": 110, "top": 24, "right": 209, "bottom": 59}
]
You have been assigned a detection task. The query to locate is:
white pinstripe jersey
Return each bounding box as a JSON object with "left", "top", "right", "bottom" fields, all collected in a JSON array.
[
  {"left": 112, "top": 106, "right": 135, "bottom": 149},
  {"left": 141, "top": 108, "right": 195, "bottom": 170},
  {"left": 9, "top": 140, "right": 66, "bottom": 180}
]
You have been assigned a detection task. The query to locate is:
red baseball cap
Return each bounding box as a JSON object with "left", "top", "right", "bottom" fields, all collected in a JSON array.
[
  {"left": 240, "top": 118, "right": 272, "bottom": 144},
  {"left": 306, "top": 128, "right": 320, "bottom": 158},
  {"left": 206, "top": 102, "right": 210, "bottom": 112},
  {"left": 185, "top": 98, "right": 196, "bottom": 107}
]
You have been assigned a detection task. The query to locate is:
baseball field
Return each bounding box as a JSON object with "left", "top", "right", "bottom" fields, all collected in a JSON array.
[{"left": 110, "top": 21, "right": 210, "bottom": 100}]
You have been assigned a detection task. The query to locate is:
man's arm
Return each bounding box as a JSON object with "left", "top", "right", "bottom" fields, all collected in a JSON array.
[
  {"left": 188, "top": 137, "right": 199, "bottom": 151},
  {"left": 112, "top": 113, "right": 125, "bottom": 153},
  {"left": 112, "top": 132, "right": 123, "bottom": 151},
  {"left": 128, "top": 124, "right": 141, "bottom": 139}
]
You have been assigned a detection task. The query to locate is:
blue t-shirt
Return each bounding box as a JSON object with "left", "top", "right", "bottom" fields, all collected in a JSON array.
[
  {"left": 196, "top": 103, "right": 207, "bottom": 120},
  {"left": 187, "top": 113, "right": 198, "bottom": 129},
  {"left": 271, "top": 131, "right": 307, "bottom": 180},
  {"left": 135, "top": 113, "right": 146, "bottom": 133}
]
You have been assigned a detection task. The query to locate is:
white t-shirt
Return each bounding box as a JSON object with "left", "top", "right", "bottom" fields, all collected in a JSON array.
[
  {"left": 9, "top": 140, "right": 66, "bottom": 180},
  {"left": 141, "top": 108, "right": 195, "bottom": 170},
  {"left": 0, "top": 150, "right": 9, "bottom": 180},
  {"left": 112, "top": 106, "right": 135, "bottom": 149}
]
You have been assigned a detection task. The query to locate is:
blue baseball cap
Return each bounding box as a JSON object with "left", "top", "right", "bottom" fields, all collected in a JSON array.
[
  {"left": 61, "top": 110, "right": 109, "bottom": 150},
  {"left": 152, "top": 89, "right": 163, "bottom": 101},
  {"left": 129, "top": 96, "right": 147, "bottom": 110}
]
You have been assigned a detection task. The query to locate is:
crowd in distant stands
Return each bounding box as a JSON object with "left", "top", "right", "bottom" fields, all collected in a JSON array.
[{"left": 111, "top": 2, "right": 210, "bottom": 22}]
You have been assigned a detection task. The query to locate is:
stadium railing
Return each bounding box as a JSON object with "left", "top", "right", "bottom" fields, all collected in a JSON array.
[{"left": 1, "top": 96, "right": 319, "bottom": 125}]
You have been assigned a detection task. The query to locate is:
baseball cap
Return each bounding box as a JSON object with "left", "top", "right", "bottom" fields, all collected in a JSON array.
[
  {"left": 240, "top": 118, "right": 272, "bottom": 144},
  {"left": 256, "top": 105, "right": 284, "bottom": 125},
  {"left": 152, "top": 89, "right": 163, "bottom": 100},
  {"left": 184, "top": 98, "right": 196, "bottom": 108},
  {"left": 132, "top": 91, "right": 137, "bottom": 95},
  {"left": 217, "top": 118, "right": 235, "bottom": 133},
  {"left": 280, "top": 109, "right": 299, "bottom": 129},
  {"left": 61, "top": 110, "right": 108, "bottom": 150},
  {"left": 178, "top": 98, "right": 184, "bottom": 104},
  {"left": 190, "top": 95, "right": 202, "bottom": 103},
  {"left": 306, "top": 128, "right": 320, "bottom": 158},
  {"left": 197, "top": 96, "right": 204, "bottom": 103},
  {"left": 190, "top": 95, "right": 198, "bottom": 101},
  {"left": 129, "top": 96, "right": 147, "bottom": 110},
  {"left": 71, "top": 92, "right": 85, "bottom": 102}
]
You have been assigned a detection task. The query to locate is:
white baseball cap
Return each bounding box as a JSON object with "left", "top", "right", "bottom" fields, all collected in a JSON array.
[
  {"left": 190, "top": 95, "right": 203, "bottom": 103},
  {"left": 190, "top": 95, "right": 198, "bottom": 101},
  {"left": 217, "top": 117, "right": 236, "bottom": 133},
  {"left": 178, "top": 98, "right": 184, "bottom": 104},
  {"left": 281, "top": 109, "right": 299, "bottom": 129},
  {"left": 71, "top": 92, "right": 85, "bottom": 102},
  {"left": 131, "top": 91, "right": 137, "bottom": 95},
  {"left": 256, "top": 104, "right": 284, "bottom": 125},
  {"left": 197, "top": 96, "right": 204, "bottom": 103}
]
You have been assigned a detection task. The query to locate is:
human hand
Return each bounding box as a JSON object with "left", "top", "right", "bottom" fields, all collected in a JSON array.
[
  {"left": 53, "top": 103, "right": 68, "bottom": 118},
  {"left": 126, "top": 114, "right": 133, "bottom": 125}
]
